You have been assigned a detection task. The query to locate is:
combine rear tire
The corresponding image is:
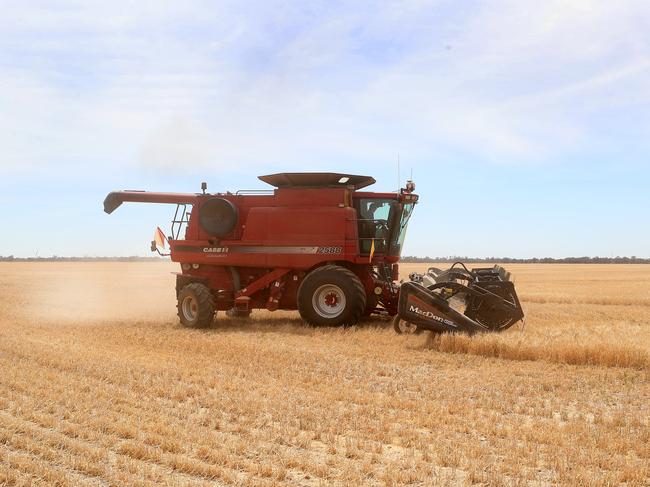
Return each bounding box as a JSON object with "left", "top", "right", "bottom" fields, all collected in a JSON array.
[
  {"left": 298, "top": 265, "right": 366, "bottom": 327},
  {"left": 177, "top": 283, "right": 215, "bottom": 328}
]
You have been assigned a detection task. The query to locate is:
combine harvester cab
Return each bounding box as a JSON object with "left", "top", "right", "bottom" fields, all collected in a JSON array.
[{"left": 395, "top": 263, "right": 524, "bottom": 334}]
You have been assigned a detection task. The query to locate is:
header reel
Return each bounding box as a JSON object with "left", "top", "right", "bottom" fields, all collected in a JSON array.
[{"left": 395, "top": 263, "right": 524, "bottom": 334}]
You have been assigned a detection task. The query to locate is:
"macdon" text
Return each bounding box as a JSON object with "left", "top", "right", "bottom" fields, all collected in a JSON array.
[{"left": 409, "top": 305, "right": 457, "bottom": 327}]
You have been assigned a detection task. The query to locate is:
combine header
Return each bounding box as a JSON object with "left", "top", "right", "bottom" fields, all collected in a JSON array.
[
  {"left": 104, "top": 173, "right": 523, "bottom": 332},
  {"left": 395, "top": 264, "right": 523, "bottom": 334}
]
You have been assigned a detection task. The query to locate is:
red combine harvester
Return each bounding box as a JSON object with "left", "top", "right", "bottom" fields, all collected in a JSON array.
[{"left": 104, "top": 173, "right": 523, "bottom": 333}]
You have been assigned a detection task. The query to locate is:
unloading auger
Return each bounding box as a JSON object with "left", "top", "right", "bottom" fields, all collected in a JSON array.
[{"left": 393, "top": 263, "right": 524, "bottom": 334}]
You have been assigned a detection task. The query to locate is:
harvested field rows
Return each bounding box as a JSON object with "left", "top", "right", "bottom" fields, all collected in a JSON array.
[{"left": 1, "top": 262, "right": 649, "bottom": 485}]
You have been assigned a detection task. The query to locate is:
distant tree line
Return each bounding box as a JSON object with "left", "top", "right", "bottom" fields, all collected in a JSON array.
[
  {"left": 1, "top": 255, "right": 648, "bottom": 263},
  {"left": 400, "top": 256, "right": 650, "bottom": 264},
  {"left": 0, "top": 256, "right": 165, "bottom": 262}
]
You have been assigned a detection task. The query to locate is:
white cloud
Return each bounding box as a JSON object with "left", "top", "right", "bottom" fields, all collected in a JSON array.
[
  {"left": 139, "top": 115, "right": 217, "bottom": 170},
  {"left": 1, "top": 0, "right": 649, "bottom": 177}
]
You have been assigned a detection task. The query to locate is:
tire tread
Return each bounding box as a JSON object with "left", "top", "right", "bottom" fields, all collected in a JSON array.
[
  {"left": 177, "top": 282, "right": 215, "bottom": 328},
  {"left": 298, "top": 264, "right": 366, "bottom": 326}
]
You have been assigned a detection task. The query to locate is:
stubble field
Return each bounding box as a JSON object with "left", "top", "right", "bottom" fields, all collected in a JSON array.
[{"left": 0, "top": 262, "right": 649, "bottom": 486}]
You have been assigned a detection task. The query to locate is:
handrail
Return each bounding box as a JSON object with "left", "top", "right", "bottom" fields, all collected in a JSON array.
[
  {"left": 170, "top": 204, "right": 190, "bottom": 240},
  {"left": 235, "top": 189, "right": 274, "bottom": 195}
]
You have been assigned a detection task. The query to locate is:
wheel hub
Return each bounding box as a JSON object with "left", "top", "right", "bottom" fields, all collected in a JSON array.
[
  {"left": 324, "top": 292, "right": 339, "bottom": 307},
  {"left": 312, "top": 284, "right": 346, "bottom": 318},
  {"left": 181, "top": 295, "right": 198, "bottom": 321}
]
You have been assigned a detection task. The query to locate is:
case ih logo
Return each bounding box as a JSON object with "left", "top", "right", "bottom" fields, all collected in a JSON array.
[{"left": 203, "top": 247, "right": 229, "bottom": 253}]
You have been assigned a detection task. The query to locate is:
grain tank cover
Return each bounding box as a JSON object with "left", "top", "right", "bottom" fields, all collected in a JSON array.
[
  {"left": 199, "top": 197, "right": 239, "bottom": 237},
  {"left": 259, "top": 173, "right": 376, "bottom": 190}
]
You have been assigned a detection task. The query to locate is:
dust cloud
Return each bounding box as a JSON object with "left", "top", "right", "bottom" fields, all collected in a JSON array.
[{"left": 1, "top": 262, "right": 178, "bottom": 325}]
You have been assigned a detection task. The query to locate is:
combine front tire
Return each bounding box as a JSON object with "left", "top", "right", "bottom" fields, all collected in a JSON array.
[
  {"left": 177, "top": 283, "right": 215, "bottom": 328},
  {"left": 298, "top": 265, "right": 366, "bottom": 327}
]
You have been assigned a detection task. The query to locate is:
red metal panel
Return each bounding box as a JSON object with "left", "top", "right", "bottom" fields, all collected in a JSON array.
[
  {"left": 274, "top": 187, "right": 348, "bottom": 207},
  {"left": 241, "top": 208, "right": 268, "bottom": 241},
  {"left": 266, "top": 208, "right": 343, "bottom": 241}
]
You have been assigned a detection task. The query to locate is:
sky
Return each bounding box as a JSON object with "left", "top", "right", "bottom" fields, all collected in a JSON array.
[{"left": 1, "top": 0, "right": 649, "bottom": 258}]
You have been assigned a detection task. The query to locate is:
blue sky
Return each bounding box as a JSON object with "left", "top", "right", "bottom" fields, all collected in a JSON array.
[{"left": 1, "top": 0, "right": 648, "bottom": 258}]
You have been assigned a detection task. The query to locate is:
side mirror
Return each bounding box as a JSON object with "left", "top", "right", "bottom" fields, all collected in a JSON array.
[{"left": 150, "top": 240, "right": 157, "bottom": 252}]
